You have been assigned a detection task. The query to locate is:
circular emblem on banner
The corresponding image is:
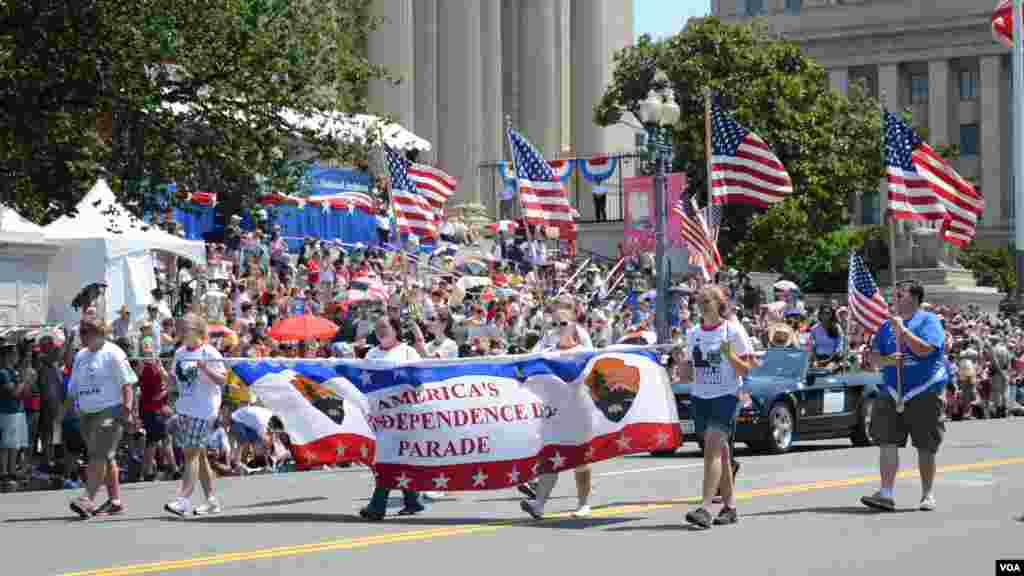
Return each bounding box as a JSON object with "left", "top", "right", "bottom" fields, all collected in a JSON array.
[{"left": 585, "top": 357, "right": 641, "bottom": 423}]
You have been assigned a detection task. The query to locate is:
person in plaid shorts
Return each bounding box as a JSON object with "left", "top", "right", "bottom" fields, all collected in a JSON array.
[{"left": 164, "top": 314, "right": 228, "bottom": 517}]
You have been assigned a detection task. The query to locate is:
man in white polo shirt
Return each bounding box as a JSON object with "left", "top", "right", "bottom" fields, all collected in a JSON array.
[{"left": 67, "top": 318, "right": 138, "bottom": 518}]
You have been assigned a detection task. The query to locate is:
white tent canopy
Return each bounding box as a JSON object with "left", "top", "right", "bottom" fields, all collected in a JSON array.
[
  {"left": 0, "top": 205, "right": 46, "bottom": 235},
  {"left": 164, "top": 102, "right": 431, "bottom": 152},
  {"left": 43, "top": 179, "right": 207, "bottom": 325}
]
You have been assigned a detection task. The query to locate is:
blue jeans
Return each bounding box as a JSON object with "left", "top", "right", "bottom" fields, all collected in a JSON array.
[{"left": 367, "top": 485, "right": 420, "bottom": 513}]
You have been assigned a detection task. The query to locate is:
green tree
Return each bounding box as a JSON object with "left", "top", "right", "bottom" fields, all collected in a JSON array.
[
  {"left": 0, "top": 0, "right": 388, "bottom": 225},
  {"left": 595, "top": 18, "right": 884, "bottom": 274}
]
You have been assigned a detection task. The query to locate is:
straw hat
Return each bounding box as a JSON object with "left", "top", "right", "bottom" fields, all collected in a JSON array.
[{"left": 767, "top": 323, "right": 797, "bottom": 347}]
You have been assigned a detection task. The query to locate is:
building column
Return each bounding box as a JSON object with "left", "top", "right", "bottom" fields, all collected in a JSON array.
[
  {"left": 557, "top": 0, "right": 572, "bottom": 155},
  {"left": 414, "top": 0, "right": 438, "bottom": 164},
  {"left": 480, "top": 0, "right": 503, "bottom": 215},
  {"left": 877, "top": 64, "right": 901, "bottom": 110},
  {"left": 367, "top": 0, "right": 415, "bottom": 129},
  {"left": 928, "top": 59, "right": 950, "bottom": 147},
  {"left": 828, "top": 68, "right": 849, "bottom": 96},
  {"left": 501, "top": 0, "right": 520, "bottom": 126},
  {"left": 518, "top": 0, "right": 560, "bottom": 157},
  {"left": 438, "top": 0, "right": 482, "bottom": 204},
  {"left": 981, "top": 55, "right": 1004, "bottom": 226}
]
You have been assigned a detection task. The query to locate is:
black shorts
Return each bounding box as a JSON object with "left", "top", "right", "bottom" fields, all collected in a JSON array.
[
  {"left": 870, "top": 391, "right": 945, "bottom": 453},
  {"left": 142, "top": 411, "right": 169, "bottom": 443}
]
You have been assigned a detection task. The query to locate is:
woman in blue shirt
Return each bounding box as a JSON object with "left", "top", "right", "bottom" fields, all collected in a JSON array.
[{"left": 809, "top": 306, "right": 844, "bottom": 364}]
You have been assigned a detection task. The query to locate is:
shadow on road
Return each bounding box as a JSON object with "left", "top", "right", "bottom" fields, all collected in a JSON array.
[
  {"left": 740, "top": 505, "right": 915, "bottom": 518},
  {"left": 641, "top": 443, "right": 855, "bottom": 459},
  {"left": 230, "top": 496, "right": 329, "bottom": 510},
  {"left": 602, "top": 523, "right": 707, "bottom": 532},
  {"left": 185, "top": 511, "right": 640, "bottom": 530}
]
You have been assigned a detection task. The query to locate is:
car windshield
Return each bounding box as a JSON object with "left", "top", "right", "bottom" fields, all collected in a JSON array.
[{"left": 750, "top": 349, "right": 806, "bottom": 380}]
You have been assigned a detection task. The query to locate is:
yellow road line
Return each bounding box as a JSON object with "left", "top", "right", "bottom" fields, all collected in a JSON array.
[{"left": 61, "top": 456, "right": 1024, "bottom": 576}]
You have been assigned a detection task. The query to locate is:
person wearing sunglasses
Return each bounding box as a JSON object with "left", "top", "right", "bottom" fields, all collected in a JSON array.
[{"left": 520, "top": 311, "right": 594, "bottom": 519}]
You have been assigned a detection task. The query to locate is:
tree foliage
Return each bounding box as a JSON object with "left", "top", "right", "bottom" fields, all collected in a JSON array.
[
  {"left": 595, "top": 18, "right": 885, "bottom": 275},
  {"left": 0, "top": 0, "right": 387, "bottom": 224},
  {"left": 959, "top": 244, "right": 1016, "bottom": 295}
]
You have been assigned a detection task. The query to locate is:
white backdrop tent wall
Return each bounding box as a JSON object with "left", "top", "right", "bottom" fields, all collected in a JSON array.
[
  {"left": 43, "top": 180, "right": 207, "bottom": 326},
  {"left": 0, "top": 205, "right": 59, "bottom": 329}
]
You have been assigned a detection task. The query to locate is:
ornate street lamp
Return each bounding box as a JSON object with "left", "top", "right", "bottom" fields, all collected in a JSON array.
[{"left": 635, "top": 72, "right": 680, "bottom": 344}]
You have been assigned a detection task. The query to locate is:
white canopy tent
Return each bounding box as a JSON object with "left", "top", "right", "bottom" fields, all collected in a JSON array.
[
  {"left": 43, "top": 180, "right": 207, "bottom": 325},
  {"left": 0, "top": 205, "right": 46, "bottom": 235}
]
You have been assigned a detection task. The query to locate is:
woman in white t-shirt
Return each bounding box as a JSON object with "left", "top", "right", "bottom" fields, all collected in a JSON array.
[
  {"left": 164, "top": 313, "right": 228, "bottom": 518},
  {"left": 360, "top": 317, "right": 423, "bottom": 520},
  {"left": 412, "top": 314, "right": 459, "bottom": 359},
  {"left": 521, "top": 312, "right": 593, "bottom": 520},
  {"left": 679, "top": 285, "right": 755, "bottom": 530}
]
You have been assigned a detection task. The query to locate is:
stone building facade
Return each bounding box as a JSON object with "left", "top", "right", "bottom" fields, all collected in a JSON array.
[
  {"left": 365, "top": 0, "right": 636, "bottom": 218},
  {"left": 714, "top": 0, "right": 1012, "bottom": 248}
]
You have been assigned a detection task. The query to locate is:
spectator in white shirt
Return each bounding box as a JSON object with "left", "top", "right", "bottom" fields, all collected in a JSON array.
[
  {"left": 66, "top": 318, "right": 138, "bottom": 518},
  {"left": 164, "top": 314, "right": 229, "bottom": 517},
  {"left": 412, "top": 314, "right": 459, "bottom": 359}
]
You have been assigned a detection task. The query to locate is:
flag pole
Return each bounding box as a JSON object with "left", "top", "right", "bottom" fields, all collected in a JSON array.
[
  {"left": 704, "top": 88, "right": 714, "bottom": 211},
  {"left": 1014, "top": 0, "right": 1024, "bottom": 303},
  {"left": 881, "top": 90, "right": 904, "bottom": 414}
]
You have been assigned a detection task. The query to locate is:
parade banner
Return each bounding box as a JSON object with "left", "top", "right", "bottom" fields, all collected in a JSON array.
[
  {"left": 230, "top": 348, "right": 681, "bottom": 491},
  {"left": 623, "top": 173, "right": 687, "bottom": 252}
]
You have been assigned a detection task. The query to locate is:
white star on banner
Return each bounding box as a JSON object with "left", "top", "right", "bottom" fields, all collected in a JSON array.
[
  {"left": 472, "top": 469, "right": 489, "bottom": 487},
  {"left": 507, "top": 466, "right": 521, "bottom": 484},
  {"left": 615, "top": 434, "right": 632, "bottom": 451},
  {"left": 360, "top": 444, "right": 369, "bottom": 459},
  {"left": 395, "top": 472, "right": 412, "bottom": 489},
  {"left": 335, "top": 444, "right": 346, "bottom": 457},
  {"left": 654, "top": 431, "right": 671, "bottom": 447},
  {"left": 531, "top": 461, "right": 541, "bottom": 476},
  {"left": 549, "top": 452, "right": 566, "bottom": 470},
  {"left": 584, "top": 446, "right": 596, "bottom": 460},
  {"left": 360, "top": 371, "right": 373, "bottom": 386},
  {"left": 433, "top": 473, "right": 450, "bottom": 489}
]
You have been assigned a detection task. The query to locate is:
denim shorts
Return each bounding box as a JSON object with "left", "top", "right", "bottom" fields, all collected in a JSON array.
[{"left": 692, "top": 394, "right": 739, "bottom": 437}]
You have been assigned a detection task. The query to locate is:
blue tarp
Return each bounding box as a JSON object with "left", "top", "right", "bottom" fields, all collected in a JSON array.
[{"left": 170, "top": 165, "right": 378, "bottom": 248}]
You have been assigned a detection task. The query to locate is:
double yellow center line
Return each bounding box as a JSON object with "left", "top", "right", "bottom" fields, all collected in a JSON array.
[{"left": 61, "top": 456, "right": 1024, "bottom": 576}]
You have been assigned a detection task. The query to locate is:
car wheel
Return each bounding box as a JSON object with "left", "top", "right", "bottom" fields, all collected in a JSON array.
[
  {"left": 695, "top": 437, "right": 705, "bottom": 455},
  {"left": 759, "top": 402, "right": 794, "bottom": 454},
  {"left": 851, "top": 396, "right": 876, "bottom": 447}
]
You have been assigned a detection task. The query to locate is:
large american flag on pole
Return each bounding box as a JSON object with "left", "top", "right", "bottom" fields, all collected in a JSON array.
[
  {"left": 408, "top": 163, "right": 456, "bottom": 220},
  {"left": 847, "top": 252, "right": 889, "bottom": 334},
  {"left": 674, "top": 195, "right": 721, "bottom": 278},
  {"left": 884, "top": 112, "right": 984, "bottom": 247},
  {"left": 710, "top": 104, "right": 793, "bottom": 208},
  {"left": 386, "top": 146, "right": 437, "bottom": 239},
  {"left": 993, "top": 0, "right": 1014, "bottom": 48},
  {"left": 507, "top": 127, "right": 573, "bottom": 231}
]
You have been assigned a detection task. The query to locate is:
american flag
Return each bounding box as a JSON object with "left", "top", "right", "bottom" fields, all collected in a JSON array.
[
  {"left": 848, "top": 252, "right": 889, "bottom": 334},
  {"left": 688, "top": 203, "right": 722, "bottom": 270},
  {"left": 408, "top": 163, "right": 456, "bottom": 219},
  {"left": 884, "top": 112, "right": 984, "bottom": 247},
  {"left": 674, "top": 194, "right": 721, "bottom": 278},
  {"left": 993, "top": 0, "right": 1014, "bottom": 49},
  {"left": 386, "top": 146, "right": 436, "bottom": 239},
  {"left": 507, "top": 128, "right": 573, "bottom": 231},
  {"left": 710, "top": 104, "right": 793, "bottom": 208}
]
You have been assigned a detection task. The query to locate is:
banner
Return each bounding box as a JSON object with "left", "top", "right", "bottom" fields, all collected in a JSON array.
[
  {"left": 231, "top": 348, "right": 680, "bottom": 491},
  {"left": 623, "top": 173, "right": 687, "bottom": 251}
]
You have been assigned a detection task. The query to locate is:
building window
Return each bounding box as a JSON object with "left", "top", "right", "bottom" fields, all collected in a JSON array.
[
  {"left": 959, "top": 69, "right": 978, "bottom": 101},
  {"left": 910, "top": 75, "right": 928, "bottom": 105},
  {"left": 785, "top": 0, "right": 802, "bottom": 13},
  {"left": 745, "top": 0, "right": 765, "bottom": 16},
  {"left": 960, "top": 124, "right": 979, "bottom": 157},
  {"left": 851, "top": 75, "right": 875, "bottom": 98}
]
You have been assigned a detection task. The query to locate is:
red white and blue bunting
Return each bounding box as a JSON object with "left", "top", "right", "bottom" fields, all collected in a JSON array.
[
  {"left": 547, "top": 159, "right": 575, "bottom": 183},
  {"left": 578, "top": 156, "right": 618, "bottom": 184}
]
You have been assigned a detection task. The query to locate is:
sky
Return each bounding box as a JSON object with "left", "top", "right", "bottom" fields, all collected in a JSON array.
[{"left": 634, "top": 0, "right": 710, "bottom": 39}]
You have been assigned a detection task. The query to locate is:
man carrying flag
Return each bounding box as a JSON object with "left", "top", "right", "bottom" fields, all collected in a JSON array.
[{"left": 861, "top": 280, "right": 948, "bottom": 513}]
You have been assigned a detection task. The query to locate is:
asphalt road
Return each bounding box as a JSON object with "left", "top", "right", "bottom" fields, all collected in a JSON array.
[{"left": 4, "top": 418, "right": 1024, "bottom": 576}]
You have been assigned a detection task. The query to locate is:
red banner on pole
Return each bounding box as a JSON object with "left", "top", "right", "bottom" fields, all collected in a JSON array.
[{"left": 622, "top": 173, "right": 686, "bottom": 255}]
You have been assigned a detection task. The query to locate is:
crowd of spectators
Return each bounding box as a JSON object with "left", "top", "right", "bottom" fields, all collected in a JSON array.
[{"left": 1, "top": 213, "right": 1023, "bottom": 494}]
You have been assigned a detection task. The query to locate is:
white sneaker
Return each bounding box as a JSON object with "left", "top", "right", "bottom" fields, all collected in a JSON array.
[
  {"left": 919, "top": 494, "right": 936, "bottom": 511},
  {"left": 164, "top": 497, "right": 191, "bottom": 517},
  {"left": 194, "top": 497, "right": 222, "bottom": 516},
  {"left": 572, "top": 504, "right": 592, "bottom": 518}
]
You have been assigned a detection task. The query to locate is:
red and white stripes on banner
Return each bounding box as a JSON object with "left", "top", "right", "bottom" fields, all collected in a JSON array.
[
  {"left": 911, "top": 143, "right": 985, "bottom": 247},
  {"left": 548, "top": 160, "right": 575, "bottom": 183},
  {"left": 258, "top": 192, "right": 376, "bottom": 215},
  {"left": 391, "top": 188, "right": 437, "bottom": 239},
  {"left": 993, "top": 0, "right": 1014, "bottom": 48},
  {"left": 408, "top": 163, "right": 456, "bottom": 218}
]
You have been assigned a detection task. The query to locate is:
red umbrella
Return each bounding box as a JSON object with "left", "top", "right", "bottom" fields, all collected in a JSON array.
[{"left": 267, "top": 314, "right": 339, "bottom": 342}]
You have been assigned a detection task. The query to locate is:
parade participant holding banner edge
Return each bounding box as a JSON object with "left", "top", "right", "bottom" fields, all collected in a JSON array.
[
  {"left": 679, "top": 285, "right": 754, "bottom": 529},
  {"left": 861, "top": 280, "right": 947, "bottom": 512}
]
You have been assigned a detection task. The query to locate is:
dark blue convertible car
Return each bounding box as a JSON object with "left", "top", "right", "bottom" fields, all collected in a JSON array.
[{"left": 660, "top": 347, "right": 883, "bottom": 455}]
